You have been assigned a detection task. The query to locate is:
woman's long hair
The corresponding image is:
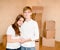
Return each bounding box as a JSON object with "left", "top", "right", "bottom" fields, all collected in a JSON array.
[{"left": 12, "top": 14, "right": 25, "bottom": 36}]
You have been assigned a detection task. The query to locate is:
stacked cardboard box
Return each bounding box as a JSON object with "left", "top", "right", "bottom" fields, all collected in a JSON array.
[
  {"left": 46, "top": 21, "right": 55, "bottom": 30},
  {"left": 42, "top": 21, "right": 55, "bottom": 47},
  {"left": 42, "top": 37, "right": 55, "bottom": 47}
]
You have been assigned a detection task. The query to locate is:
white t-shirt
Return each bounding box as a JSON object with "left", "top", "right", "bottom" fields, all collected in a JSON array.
[
  {"left": 20, "top": 19, "right": 39, "bottom": 47},
  {"left": 6, "top": 25, "right": 21, "bottom": 49}
]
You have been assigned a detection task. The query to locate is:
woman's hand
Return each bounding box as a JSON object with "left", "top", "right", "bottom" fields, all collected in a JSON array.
[{"left": 19, "top": 38, "right": 32, "bottom": 44}]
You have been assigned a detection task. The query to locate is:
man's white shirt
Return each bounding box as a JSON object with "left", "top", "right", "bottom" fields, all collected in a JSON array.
[{"left": 20, "top": 19, "right": 39, "bottom": 47}]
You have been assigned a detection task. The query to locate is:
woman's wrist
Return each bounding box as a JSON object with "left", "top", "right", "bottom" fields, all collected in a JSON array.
[{"left": 25, "top": 38, "right": 32, "bottom": 42}]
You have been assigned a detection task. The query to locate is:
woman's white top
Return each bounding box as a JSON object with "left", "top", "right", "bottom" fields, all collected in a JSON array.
[
  {"left": 20, "top": 19, "right": 39, "bottom": 47},
  {"left": 6, "top": 25, "right": 20, "bottom": 49}
]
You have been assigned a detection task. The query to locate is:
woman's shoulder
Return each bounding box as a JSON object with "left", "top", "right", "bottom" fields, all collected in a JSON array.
[
  {"left": 6, "top": 25, "right": 15, "bottom": 35},
  {"left": 7, "top": 25, "right": 13, "bottom": 30},
  {"left": 8, "top": 25, "right": 12, "bottom": 28}
]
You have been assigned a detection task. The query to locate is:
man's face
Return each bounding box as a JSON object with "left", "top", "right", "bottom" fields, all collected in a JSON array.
[{"left": 23, "top": 9, "right": 32, "bottom": 19}]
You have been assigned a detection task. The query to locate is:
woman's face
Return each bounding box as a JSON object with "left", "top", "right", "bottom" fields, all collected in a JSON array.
[
  {"left": 23, "top": 9, "right": 32, "bottom": 19},
  {"left": 17, "top": 17, "right": 24, "bottom": 26}
]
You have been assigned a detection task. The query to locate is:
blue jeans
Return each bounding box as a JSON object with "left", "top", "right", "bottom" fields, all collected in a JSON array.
[
  {"left": 6, "top": 47, "right": 21, "bottom": 50},
  {"left": 21, "top": 46, "right": 36, "bottom": 50}
]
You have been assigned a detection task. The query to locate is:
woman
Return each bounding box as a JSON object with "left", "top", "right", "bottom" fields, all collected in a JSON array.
[
  {"left": 6, "top": 14, "right": 25, "bottom": 50},
  {"left": 20, "top": 6, "right": 39, "bottom": 50}
]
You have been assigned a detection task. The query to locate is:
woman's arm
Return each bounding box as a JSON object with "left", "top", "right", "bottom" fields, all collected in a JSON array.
[
  {"left": 7, "top": 35, "right": 22, "bottom": 43},
  {"left": 20, "top": 38, "right": 32, "bottom": 43}
]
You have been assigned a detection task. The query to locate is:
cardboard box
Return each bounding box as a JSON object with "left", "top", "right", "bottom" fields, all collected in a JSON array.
[
  {"left": 42, "top": 37, "right": 55, "bottom": 47},
  {"left": 43, "top": 21, "right": 55, "bottom": 38},
  {"left": 46, "top": 21, "right": 55, "bottom": 30},
  {"left": 46, "top": 30, "right": 55, "bottom": 38}
]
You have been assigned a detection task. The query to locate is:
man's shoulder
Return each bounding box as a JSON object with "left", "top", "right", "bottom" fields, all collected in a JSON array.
[{"left": 32, "top": 20, "right": 37, "bottom": 24}]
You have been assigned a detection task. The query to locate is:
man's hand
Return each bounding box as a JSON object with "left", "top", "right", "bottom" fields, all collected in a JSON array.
[{"left": 19, "top": 38, "right": 32, "bottom": 44}]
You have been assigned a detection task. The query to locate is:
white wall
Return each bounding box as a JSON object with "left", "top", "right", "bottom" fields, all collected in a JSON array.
[
  {"left": 0, "top": 0, "right": 26, "bottom": 43},
  {"left": 0, "top": 0, "right": 60, "bottom": 43},
  {"left": 40, "top": 0, "right": 60, "bottom": 41},
  {"left": 55, "top": 1, "right": 60, "bottom": 41},
  {"left": 25, "top": 0, "right": 60, "bottom": 41}
]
